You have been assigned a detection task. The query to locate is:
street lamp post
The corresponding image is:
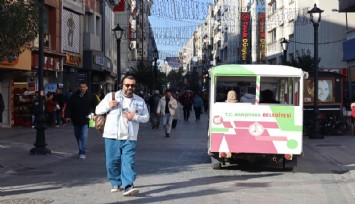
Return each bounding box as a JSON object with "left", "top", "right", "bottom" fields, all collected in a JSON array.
[
  {"left": 308, "top": 4, "right": 324, "bottom": 139},
  {"left": 153, "top": 49, "right": 158, "bottom": 91},
  {"left": 280, "top": 38, "right": 289, "bottom": 65},
  {"left": 30, "top": 0, "right": 51, "bottom": 155},
  {"left": 112, "top": 24, "right": 124, "bottom": 90}
]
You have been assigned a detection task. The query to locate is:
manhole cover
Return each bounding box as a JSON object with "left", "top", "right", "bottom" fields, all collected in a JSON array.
[
  {"left": 0, "top": 198, "right": 54, "bottom": 204},
  {"left": 315, "top": 144, "right": 342, "bottom": 147}
]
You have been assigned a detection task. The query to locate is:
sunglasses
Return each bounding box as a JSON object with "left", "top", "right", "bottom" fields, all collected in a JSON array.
[{"left": 124, "top": 84, "right": 136, "bottom": 88}]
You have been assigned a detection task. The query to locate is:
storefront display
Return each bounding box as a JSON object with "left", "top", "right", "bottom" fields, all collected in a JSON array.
[{"left": 11, "top": 81, "right": 35, "bottom": 127}]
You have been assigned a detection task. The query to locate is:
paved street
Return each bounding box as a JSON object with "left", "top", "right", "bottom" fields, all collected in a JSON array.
[{"left": 1, "top": 112, "right": 355, "bottom": 204}]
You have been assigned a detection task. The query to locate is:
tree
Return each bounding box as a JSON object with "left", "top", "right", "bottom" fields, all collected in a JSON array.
[
  {"left": 166, "top": 67, "right": 185, "bottom": 91},
  {"left": 184, "top": 67, "right": 200, "bottom": 93},
  {"left": 0, "top": 0, "right": 39, "bottom": 62},
  {"left": 288, "top": 55, "right": 321, "bottom": 72},
  {"left": 126, "top": 60, "right": 153, "bottom": 91}
]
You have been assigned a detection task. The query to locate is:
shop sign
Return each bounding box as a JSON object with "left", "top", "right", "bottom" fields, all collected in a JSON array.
[
  {"left": 65, "top": 53, "right": 81, "bottom": 66},
  {"left": 32, "top": 54, "right": 61, "bottom": 71},
  {"left": 241, "top": 12, "right": 250, "bottom": 63},
  {"left": 93, "top": 55, "right": 104, "bottom": 66},
  {"left": 258, "top": 12, "right": 266, "bottom": 61}
]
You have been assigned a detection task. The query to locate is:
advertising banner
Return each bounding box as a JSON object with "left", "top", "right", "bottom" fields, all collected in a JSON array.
[
  {"left": 258, "top": 12, "right": 266, "bottom": 62},
  {"left": 240, "top": 12, "right": 251, "bottom": 64}
]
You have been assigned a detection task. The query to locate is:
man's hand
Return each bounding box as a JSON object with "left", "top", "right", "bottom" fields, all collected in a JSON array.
[
  {"left": 124, "top": 111, "right": 135, "bottom": 121},
  {"left": 109, "top": 100, "right": 118, "bottom": 108}
]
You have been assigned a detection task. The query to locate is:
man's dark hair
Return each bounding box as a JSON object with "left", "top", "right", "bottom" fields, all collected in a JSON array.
[
  {"left": 121, "top": 75, "right": 137, "bottom": 84},
  {"left": 79, "top": 82, "right": 88, "bottom": 86},
  {"left": 165, "top": 89, "right": 172, "bottom": 93}
]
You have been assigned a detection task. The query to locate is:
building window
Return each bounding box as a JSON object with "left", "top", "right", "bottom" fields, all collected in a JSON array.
[
  {"left": 85, "top": 14, "right": 94, "bottom": 33},
  {"left": 271, "top": 1, "right": 277, "bottom": 14},
  {"left": 96, "top": 15, "right": 101, "bottom": 36},
  {"left": 270, "top": 29, "right": 276, "bottom": 43},
  {"left": 44, "top": 7, "right": 49, "bottom": 34}
]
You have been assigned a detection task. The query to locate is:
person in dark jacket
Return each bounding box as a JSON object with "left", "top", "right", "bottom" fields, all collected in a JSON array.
[
  {"left": 192, "top": 93, "right": 203, "bottom": 121},
  {"left": 148, "top": 90, "right": 161, "bottom": 129},
  {"left": 70, "top": 82, "right": 98, "bottom": 159},
  {"left": 180, "top": 91, "right": 193, "bottom": 121}
]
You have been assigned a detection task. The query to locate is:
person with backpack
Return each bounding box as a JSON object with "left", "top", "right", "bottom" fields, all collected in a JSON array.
[{"left": 95, "top": 75, "right": 149, "bottom": 196}]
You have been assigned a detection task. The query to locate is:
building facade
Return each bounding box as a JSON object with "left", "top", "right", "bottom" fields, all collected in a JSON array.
[
  {"left": 338, "top": 0, "right": 355, "bottom": 98},
  {"left": 0, "top": 0, "right": 158, "bottom": 128},
  {"left": 0, "top": 0, "right": 65, "bottom": 127}
]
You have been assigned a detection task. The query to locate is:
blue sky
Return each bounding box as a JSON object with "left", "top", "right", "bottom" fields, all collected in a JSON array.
[{"left": 149, "top": 0, "right": 213, "bottom": 59}]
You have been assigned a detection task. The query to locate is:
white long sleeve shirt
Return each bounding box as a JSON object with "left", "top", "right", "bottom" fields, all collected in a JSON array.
[{"left": 95, "top": 91, "right": 149, "bottom": 140}]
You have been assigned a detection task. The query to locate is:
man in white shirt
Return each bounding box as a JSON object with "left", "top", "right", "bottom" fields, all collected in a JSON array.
[{"left": 95, "top": 75, "right": 149, "bottom": 196}]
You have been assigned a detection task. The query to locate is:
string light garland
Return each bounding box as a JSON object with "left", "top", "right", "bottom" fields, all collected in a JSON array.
[{"left": 150, "top": 1, "right": 347, "bottom": 57}]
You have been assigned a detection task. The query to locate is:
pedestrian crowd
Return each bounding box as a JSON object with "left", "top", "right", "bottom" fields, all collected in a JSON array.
[{"left": 0, "top": 75, "right": 210, "bottom": 197}]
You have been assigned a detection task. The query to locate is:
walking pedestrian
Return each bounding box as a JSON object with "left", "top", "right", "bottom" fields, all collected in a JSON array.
[
  {"left": 53, "top": 88, "right": 65, "bottom": 126},
  {"left": 202, "top": 90, "right": 209, "bottom": 113},
  {"left": 180, "top": 90, "right": 192, "bottom": 121},
  {"left": 172, "top": 92, "right": 181, "bottom": 129},
  {"left": 31, "top": 91, "right": 40, "bottom": 128},
  {"left": 157, "top": 89, "right": 177, "bottom": 137},
  {"left": 69, "top": 82, "right": 97, "bottom": 159},
  {"left": 45, "top": 92, "right": 57, "bottom": 126},
  {"left": 148, "top": 90, "right": 161, "bottom": 129},
  {"left": 95, "top": 75, "right": 149, "bottom": 196},
  {"left": 192, "top": 93, "right": 203, "bottom": 121}
]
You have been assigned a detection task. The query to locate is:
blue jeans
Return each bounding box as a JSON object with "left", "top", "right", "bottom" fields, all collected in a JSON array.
[
  {"left": 162, "top": 113, "right": 173, "bottom": 134},
  {"left": 74, "top": 124, "right": 89, "bottom": 155},
  {"left": 105, "top": 139, "right": 137, "bottom": 188}
]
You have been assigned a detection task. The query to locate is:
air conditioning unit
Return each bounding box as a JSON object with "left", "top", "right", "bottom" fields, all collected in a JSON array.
[{"left": 108, "top": 0, "right": 119, "bottom": 6}]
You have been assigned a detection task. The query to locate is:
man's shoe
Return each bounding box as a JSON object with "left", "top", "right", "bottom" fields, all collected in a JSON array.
[
  {"left": 152, "top": 125, "right": 155, "bottom": 129},
  {"left": 79, "top": 154, "right": 86, "bottom": 159},
  {"left": 166, "top": 133, "right": 170, "bottom": 137},
  {"left": 123, "top": 185, "right": 139, "bottom": 196},
  {"left": 111, "top": 186, "right": 122, "bottom": 193}
]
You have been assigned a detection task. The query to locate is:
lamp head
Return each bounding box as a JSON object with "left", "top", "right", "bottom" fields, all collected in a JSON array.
[
  {"left": 280, "top": 38, "right": 289, "bottom": 51},
  {"left": 112, "top": 24, "right": 124, "bottom": 40},
  {"left": 308, "top": 4, "right": 324, "bottom": 24}
]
